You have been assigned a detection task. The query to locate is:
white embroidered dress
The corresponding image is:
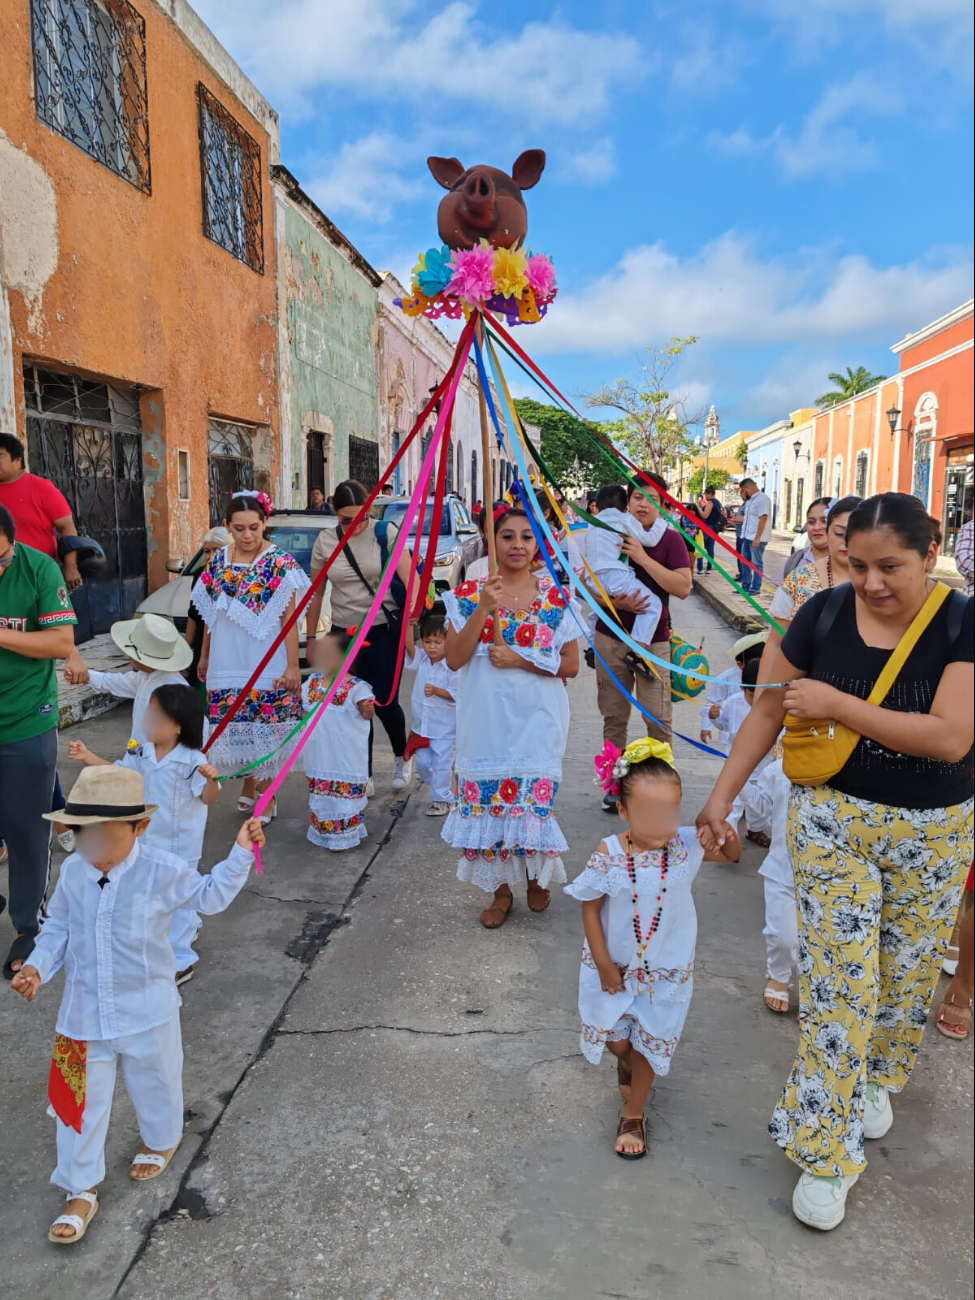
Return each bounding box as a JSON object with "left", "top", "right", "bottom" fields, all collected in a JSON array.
[
  {"left": 564, "top": 829, "right": 704, "bottom": 1075},
  {"left": 193, "top": 544, "right": 310, "bottom": 776},
  {"left": 441, "top": 576, "right": 584, "bottom": 892},
  {"left": 301, "top": 673, "right": 373, "bottom": 849}
]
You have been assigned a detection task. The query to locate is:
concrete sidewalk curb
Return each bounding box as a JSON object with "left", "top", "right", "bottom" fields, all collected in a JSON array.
[
  {"left": 693, "top": 574, "right": 768, "bottom": 633},
  {"left": 57, "top": 632, "right": 133, "bottom": 729}
]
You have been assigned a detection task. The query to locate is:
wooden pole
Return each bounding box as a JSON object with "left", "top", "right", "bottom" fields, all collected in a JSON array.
[{"left": 475, "top": 315, "right": 502, "bottom": 644}]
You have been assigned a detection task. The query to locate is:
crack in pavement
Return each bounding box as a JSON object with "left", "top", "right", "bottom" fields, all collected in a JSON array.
[
  {"left": 277, "top": 1024, "right": 575, "bottom": 1039},
  {"left": 109, "top": 793, "right": 415, "bottom": 1299}
]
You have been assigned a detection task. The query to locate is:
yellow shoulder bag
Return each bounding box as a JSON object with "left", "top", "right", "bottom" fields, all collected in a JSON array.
[{"left": 782, "top": 581, "right": 951, "bottom": 786}]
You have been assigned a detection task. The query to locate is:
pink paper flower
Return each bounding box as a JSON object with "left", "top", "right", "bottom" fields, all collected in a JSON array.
[
  {"left": 526, "top": 253, "right": 557, "bottom": 301},
  {"left": 447, "top": 243, "right": 496, "bottom": 306},
  {"left": 593, "top": 739, "right": 623, "bottom": 797}
]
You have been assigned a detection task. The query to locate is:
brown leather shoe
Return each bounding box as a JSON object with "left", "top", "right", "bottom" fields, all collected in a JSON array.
[{"left": 479, "top": 887, "right": 513, "bottom": 929}]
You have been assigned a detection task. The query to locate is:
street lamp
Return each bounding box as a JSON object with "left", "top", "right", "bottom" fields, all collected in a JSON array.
[
  {"left": 886, "top": 405, "right": 901, "bottom": 436},
  {"left": 793, "top": 438, "right": 802, "bottom": 459}
]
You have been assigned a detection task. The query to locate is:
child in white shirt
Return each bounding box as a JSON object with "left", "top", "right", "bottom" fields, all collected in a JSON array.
[
  {"left": 68, "top": 685, "right": 220, "bottom": 984},
  {"left": 11, "top": 765, "right": 264, "bottom": 1246},
  {"left": 747, "top": 754, "right": 797, "bottom": 1014},
  {"left": 716, "top": 658, "right": 774, "bottom": 845},
  {"left": 63, "top": 612, "right": 194, "bottom": 744},
  {"left": 405, "top": 610, "right": 460, "bottom": 816},
  {"left": 699, "top": 633, "right": 767, "bottom": 749},
  {"left": 584, "top": 485, "right": 663, "bottom": 650}
]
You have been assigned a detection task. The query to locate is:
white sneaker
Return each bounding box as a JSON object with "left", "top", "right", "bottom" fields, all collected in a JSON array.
[
  {"left": 863, "top": 1082, "right": 893, "bottom": 1139},
  {"left": 792, "top": 1170, "right": 859, "bottom": 1231},
  {"left": 365, "top": 778, "right": 375, "bottom": 798},
  {"left": 392, "top": 757, "right": 413, "bottom": 790},
  {"left": 57, "top": 830, "right": 76, "bottom": 853}
]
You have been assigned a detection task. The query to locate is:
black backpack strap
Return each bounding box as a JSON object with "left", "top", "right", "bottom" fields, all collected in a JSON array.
[
  {"left": 335, "top": 523, "right": 377, "bottom": 596},
  {"left": 812, "top": 583, "right": 849, "bottom": 654}
]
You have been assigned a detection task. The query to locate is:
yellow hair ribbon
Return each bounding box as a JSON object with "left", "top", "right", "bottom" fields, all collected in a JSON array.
[{"left": 622, "top": 737, "right": 676, "bottom": 769}]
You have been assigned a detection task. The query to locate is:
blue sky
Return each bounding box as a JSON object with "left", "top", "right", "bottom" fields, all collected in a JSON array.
[{"left": 194, "top": 0, "right": 974, "bottom": 438}]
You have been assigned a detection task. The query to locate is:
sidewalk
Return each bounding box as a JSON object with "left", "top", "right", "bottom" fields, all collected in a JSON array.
[{"left": 692, "top": 534, "right": 792, "bottom": 634}]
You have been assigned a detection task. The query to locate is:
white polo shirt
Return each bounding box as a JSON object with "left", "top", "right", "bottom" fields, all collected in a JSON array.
[{"left": 742, "top": 490, "right": 772, "bottom": 544}]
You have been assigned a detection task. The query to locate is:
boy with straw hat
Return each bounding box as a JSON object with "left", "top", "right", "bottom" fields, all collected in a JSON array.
[{"left": 10, "top": 766, "right": 264, "bottom": 1245}]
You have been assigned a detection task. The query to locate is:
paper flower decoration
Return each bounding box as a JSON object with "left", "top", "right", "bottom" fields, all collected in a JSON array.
[
  {"left": 415, "top": 245, "right": 453, "bottom": 298},
  {"left": 492, "top": 245, "right": 529, "bottom": 299},
  {"left": 447, "top": 242, "right": 496, "bottom": 305},
  {"left": 526, "top": 253, "right": 557, "bottom": 300},
  {"left": 396, "top": 239, "right": 557, "bottom": 324}
]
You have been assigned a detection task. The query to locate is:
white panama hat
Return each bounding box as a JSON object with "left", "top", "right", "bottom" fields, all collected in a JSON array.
[
  {"left": 727, "top": 631, "right": 768, "bottom": 660},
  {"left": 110, "top": 612, "right": 193, "bottom": 672}
]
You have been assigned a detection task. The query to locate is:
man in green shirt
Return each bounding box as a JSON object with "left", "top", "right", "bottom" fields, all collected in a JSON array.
[{"left": 0, "top": 504, "right": 77, "bottom": 978}]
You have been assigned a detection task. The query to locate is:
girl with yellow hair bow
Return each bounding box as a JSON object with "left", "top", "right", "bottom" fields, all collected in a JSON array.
[{"left": 565, "top": 736, "right": 740, "bottom": 1160}]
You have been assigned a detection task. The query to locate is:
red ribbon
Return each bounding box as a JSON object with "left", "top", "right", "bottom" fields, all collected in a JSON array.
[{"left": 204, "top": 316, "right": 476, "bottom": 753}]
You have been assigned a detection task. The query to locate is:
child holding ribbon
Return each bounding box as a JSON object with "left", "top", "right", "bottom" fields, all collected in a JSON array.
[
  {"left": 10, "top": 765, "right": 264, "bottom": 1245},
  {"left": 567, "top": 738, "right": 740, "bottom": 1159},
  {"left": 301, "top": 628, "right": 376, "bottom": 850}
]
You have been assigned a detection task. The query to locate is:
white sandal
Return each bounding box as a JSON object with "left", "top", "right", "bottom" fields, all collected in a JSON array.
[
  {"left": 258, "top": 801, "right": 277, "bottom": 826},
  {"left": 130, "top": 1140, "right": 181, "bottom": 1180},
  {"left": 48, "top": 1190, "right": 98, "bottom": 1244},
  {"left": 237, "top": 796, "right": 255, "bottom": 813},
  {"left": 763, "top": 984, "right": 790, "bottom": 1013}
]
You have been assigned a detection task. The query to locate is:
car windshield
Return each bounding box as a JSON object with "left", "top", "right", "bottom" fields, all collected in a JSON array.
[
  {"left": 382, "top": 503, "right": 452, "bottom": 537},
  {"left": 264, "top": 526, "right": 323, "bottom": 574}
]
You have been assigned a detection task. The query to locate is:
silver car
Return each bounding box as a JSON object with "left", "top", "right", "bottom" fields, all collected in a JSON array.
[{"left": 379, "top": 494, "right": 483, "bottom": 593}]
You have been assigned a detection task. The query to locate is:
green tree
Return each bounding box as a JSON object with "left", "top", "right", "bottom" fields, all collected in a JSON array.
[
  {"left": 511, "top": 398, "right": 615, "bottom": 491},
  {"left": 816, "top": 366, "right": 887, "bottom": 407},
  {"left": 687, "top": 466, "right": 732, "bottom": 497},
  {"left": 582, "top": 337, "right": 704, "bottom": 475},
  {"left": 734, "top": 439, "right": 748, "bottom": 469}
]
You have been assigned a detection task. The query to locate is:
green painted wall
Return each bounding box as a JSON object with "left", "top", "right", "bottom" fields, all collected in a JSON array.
[{"left": 282, "top": 202, "right": 378, "bottom": 495}]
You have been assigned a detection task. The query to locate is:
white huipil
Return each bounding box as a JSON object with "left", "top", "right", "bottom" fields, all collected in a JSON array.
[
  {"left": 405, "top": 644, "right": 460, "bottom": 804},
  {"left": 748, "top": 757, "right": 799, "bottom": 983},
  {"left": 565, "top": 830, "right": 704, "bottom": 1075},
  {"left": 301, "top": 674, "right": 373, "bottom": 849},
  {"left": 116, "top": 741, "right": 212, "bottom": 969},
  {"left": 441, "top": 577, "right": 584, "bottom": 893}
]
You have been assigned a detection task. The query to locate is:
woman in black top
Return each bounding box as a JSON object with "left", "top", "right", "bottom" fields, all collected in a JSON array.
[{"left": 697, "top": 493, "right": 973, "bottom": 1232}]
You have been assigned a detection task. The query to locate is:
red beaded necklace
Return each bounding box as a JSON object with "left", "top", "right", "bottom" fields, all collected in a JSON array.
[{"left": 624, "top": 833, "right": 670, "bottom": 973}]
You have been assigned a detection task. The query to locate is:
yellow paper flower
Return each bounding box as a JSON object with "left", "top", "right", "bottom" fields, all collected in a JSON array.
[
  {"left": 622, "top": 737, "right": 676, "bottom": 769},
  {"left": 492, "top": 245, "right": 529, "bottom": 299},
  {"left": 411, "top": 251, "right": 428, "bottom": 282}
]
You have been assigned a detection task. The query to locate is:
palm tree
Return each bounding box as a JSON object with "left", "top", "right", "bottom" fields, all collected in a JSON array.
[{"left": 816, "top": 366, "right": 887, "bottom": 407}]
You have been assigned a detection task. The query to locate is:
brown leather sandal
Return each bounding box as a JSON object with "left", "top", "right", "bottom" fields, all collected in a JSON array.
[
  {"left": 479, "top": 887, "right": 513, "bottom": 929},
  {"left": 615, "top": 1113, "right": 647, "bottom": 1160},
  {"left": 935, "top": 992, "right": 972, "bottom": 1041},
  {"left": 746, "top": 830, "right": 771, "bottom": 849},
  {"left": 526, "top": 879, "right": 551, "bottom": 913}
]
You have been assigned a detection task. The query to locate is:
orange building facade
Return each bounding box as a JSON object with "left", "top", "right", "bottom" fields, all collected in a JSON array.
[
  {"left": 809, "top": 300, "right": 973, "bottom": 556},
  {"left": 0, "top": 0, "right": 280, "bottom": 637}
]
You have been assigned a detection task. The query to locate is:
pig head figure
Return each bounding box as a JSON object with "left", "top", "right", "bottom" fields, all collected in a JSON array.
[{"left": 427, "top": 151, "right": 546, "bottom": 250}]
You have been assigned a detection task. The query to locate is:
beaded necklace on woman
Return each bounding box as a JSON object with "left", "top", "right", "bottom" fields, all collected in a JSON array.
[{"left": 623, "top": 830, "right": 670, "bottom": 974}]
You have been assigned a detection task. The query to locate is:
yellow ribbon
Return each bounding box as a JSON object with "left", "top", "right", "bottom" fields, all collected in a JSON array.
[{"left": 622, "top": 736, "right": 676, "bottom": 769}]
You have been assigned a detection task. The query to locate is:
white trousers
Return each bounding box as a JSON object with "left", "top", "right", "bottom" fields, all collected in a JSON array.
[
  {"left": 763, "top": 875, "right": 799, "bottom": 984},
  {"left": 169, "top": 857, "right": 202, "bottom": 970},
  {"left": 415, "top": 735, "right": 456, "bottom": 804},
  {"left": 52, "top": 1015, "right": 184, "bottom": 1193},
  {"left": 731, "top": 779, "right": 767, "bottom": 834}
]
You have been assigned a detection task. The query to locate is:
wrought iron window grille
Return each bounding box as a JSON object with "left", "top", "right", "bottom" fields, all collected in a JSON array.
[
  {"left": 207, "top": 419, "right": 255, "bottom": 524},
  {"left": 30, "top": 0, "right": 151, "bottom": 192},
  {"left": 348, "top": 434, "right": 380, "bottom": 491},
  {"left": 197, "top": 82, "right": 264, "bottom": 273}
]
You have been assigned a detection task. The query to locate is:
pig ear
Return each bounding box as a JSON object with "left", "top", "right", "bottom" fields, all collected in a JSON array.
[
  {"left": 427, "top": 156, "right": 466, "bottom": 190},
  {"left": 511, "top": 150, "right": 546, "bottom": 190}
]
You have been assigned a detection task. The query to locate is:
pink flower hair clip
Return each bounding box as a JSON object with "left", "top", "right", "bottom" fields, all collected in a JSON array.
[{"left": 593, "top": 739, "right": 624, "bottom": 798}]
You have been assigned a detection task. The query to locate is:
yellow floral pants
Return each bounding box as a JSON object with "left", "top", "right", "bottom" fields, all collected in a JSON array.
[{"left": 772, "top": 784, "right": 973, "bottom": 1176}]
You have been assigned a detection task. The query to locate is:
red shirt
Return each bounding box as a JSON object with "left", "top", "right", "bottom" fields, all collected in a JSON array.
[{"left": 0, "top": 472, "right": 72, "bottom": 558}]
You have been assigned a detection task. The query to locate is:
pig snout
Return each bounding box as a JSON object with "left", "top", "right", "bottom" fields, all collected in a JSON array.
[{"left": 461, "top": 169, "right": 496, "bottom": 222}]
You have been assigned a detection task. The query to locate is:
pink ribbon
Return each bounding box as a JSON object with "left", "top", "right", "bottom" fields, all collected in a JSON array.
[{"left": 250, "top": 330, "right": 474, "bottom": 872}]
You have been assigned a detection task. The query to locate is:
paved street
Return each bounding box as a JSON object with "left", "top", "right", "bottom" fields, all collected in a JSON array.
[{"left": 2, "top": 593, "right": 972, "bottom": 1300}]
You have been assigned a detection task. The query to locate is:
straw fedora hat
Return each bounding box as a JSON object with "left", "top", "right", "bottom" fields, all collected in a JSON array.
[
  {"left": 111, "top": 613, "right": 193, "bottom": 672},
  {"left": 43, "top": 767, "right": 158, "bottom": 826},
  {"left": 727, "top": 631, "right": 768, "bottom": 660}
]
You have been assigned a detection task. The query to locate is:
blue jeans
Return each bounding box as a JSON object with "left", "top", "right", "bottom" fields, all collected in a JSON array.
[
  {"left": 0, "top": 728, "right": 57, "bottom": 934},
  {"left": 697, "top": 534, "right": 715, "bottom": 573},
  {"left": 741, "top": 539, "right": 767, "bottom": 594}
]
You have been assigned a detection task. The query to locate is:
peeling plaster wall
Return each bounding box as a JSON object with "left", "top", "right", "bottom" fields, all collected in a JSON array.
[
  {"left": 0, "top": 0, "right": 280, "bottom": 590},
  {"left": 280, "top": 196, "right": 379, "bottom": 500}
]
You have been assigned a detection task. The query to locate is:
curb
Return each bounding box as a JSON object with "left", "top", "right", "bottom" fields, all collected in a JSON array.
[
  {"left": 693, "top": 575, "right": 766, "bottom": 634},
  {"left": 58, "top": 690, "right": 122, "bottom": 730}
]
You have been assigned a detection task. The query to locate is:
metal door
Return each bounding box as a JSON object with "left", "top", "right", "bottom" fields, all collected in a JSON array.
[
  {"left": 23, "top": 364, "right": 147, "bottom": 643},
  {"left": 306, "top": 430, "right": 326, "bottom": 502}
]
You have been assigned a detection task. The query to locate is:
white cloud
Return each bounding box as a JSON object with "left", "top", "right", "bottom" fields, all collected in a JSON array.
[
  {"left": 741, "top": 352, "right": 844, "bottom": 420},
  {"left": 709, "top": 75, "right": 903, "bottom": 180},
  {"left": 192, "top": 0, "right": 645, "bottom": 125},
  {"left": 527, "top": 232, "right": 973, "bottom": 357},
  {"left": 305, "top": 133, "right": 424, "bottom": 223},
  {"left": 669, "top": 25, "right": 740, "bottom": 94},
  {"left": 559, "top": 138, "right": 617, "bottom": 186}
]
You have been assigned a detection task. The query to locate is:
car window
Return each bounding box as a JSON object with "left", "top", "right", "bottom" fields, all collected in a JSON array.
[
  {"left": 183, "top": 548, "right": 207, "bottom": 577},
  {"left": 381, "top": 502, "right": 451, "bottom": 536},
  {"left": 265, "top": 526, "right": 325, "bottom": 575}
]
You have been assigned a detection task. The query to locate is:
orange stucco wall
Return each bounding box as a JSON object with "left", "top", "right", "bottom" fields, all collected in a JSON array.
[{"left": 0, "top": 0, "right": 278, "bottom": 588}]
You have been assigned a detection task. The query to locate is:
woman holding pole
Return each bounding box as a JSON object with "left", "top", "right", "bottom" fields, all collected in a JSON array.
[{"left": 443, "top": 506, "right": 583, "bottom": 928}]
